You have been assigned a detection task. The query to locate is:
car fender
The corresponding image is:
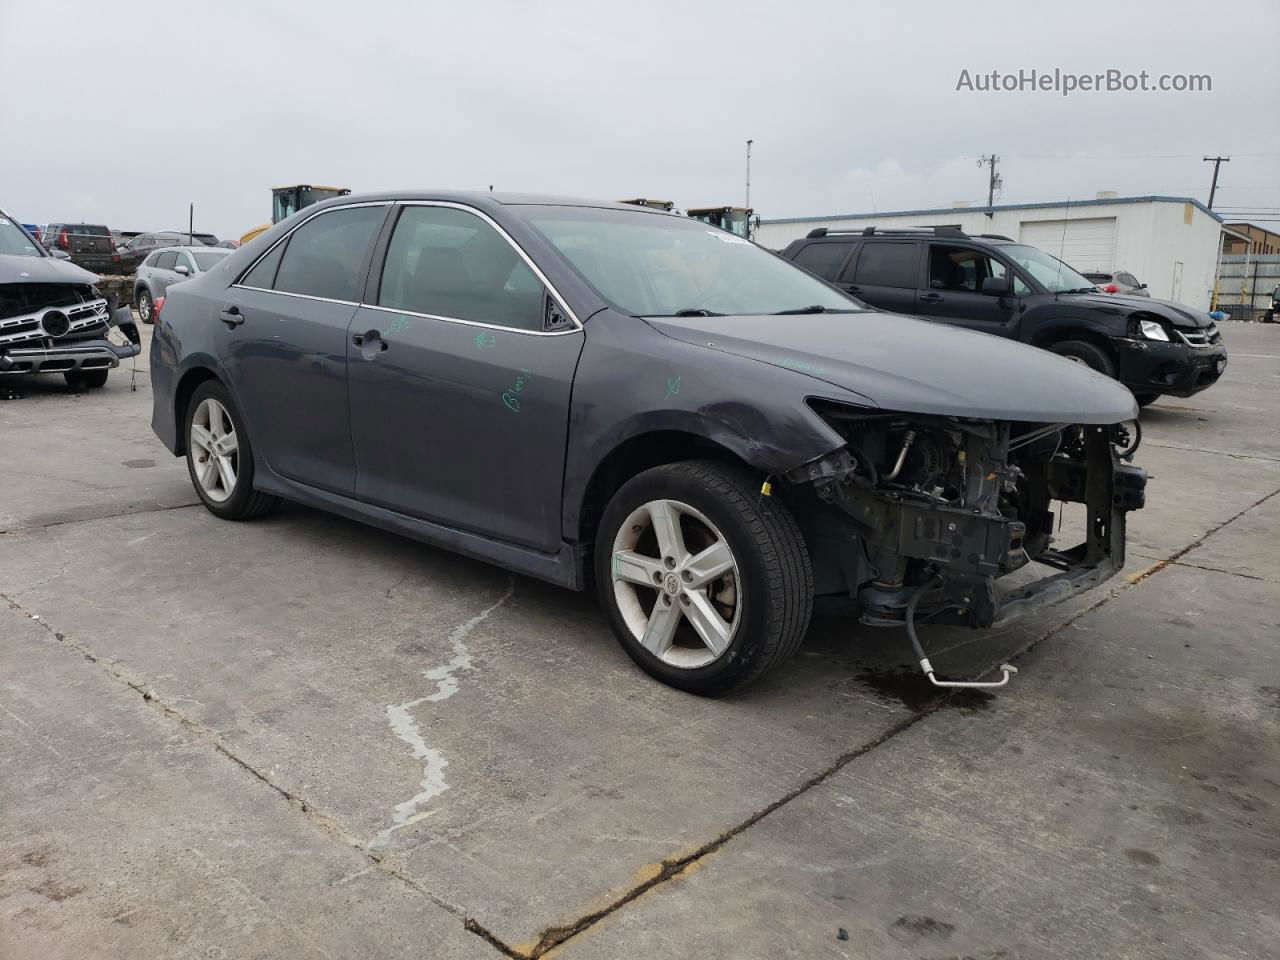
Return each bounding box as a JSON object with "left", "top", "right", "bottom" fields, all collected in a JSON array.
[
  {"left": 561, "top": 311, "right": 861, "bottom": 542},
  {"left": 1023, "top": 302, "right": 1128, "bottom": 348}
]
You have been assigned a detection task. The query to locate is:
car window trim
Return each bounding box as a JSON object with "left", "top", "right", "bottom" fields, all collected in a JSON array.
[
  {"left": 368, "top": 200, "right": 583, "bottom": 336},
  {"left": 231, "top": 200, "right": 581, "bottom": 336}
]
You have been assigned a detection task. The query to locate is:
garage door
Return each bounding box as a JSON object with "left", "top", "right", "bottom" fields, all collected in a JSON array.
[{"left": 1019, "top": 217, "right": 1117, "bottom": 273}]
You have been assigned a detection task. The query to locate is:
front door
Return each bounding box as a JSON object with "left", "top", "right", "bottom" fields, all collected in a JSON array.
[
  {"left": 916, "top": 242, "right": 1022, "bottom": 336},
  {"left": 347, "top": 203, "right": 583, "bottom": 553},
  {"left": 219, "top": 203, "right": 389, "bottom": 494}
]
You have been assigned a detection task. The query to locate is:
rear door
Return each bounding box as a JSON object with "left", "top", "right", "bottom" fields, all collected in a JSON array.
[
  {"left": 787, "top": 239, "right": 856, "bottom": 284},
  {"left": 346, "top": 202, "right": 584, "bottom": 552},
  {"left": 839, "top": 240, "right": 921, "bottom": 314},
  {"left": 916, "top": 242, "right": 1022, "bottom": 336},
  {"left": 219, "top": 203, "right": 390, "bottom": 494}
]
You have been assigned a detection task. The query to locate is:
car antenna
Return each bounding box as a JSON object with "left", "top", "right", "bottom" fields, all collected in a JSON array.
[{"left": 1054, "top": 196, "right": 1071, "bottom": 300}]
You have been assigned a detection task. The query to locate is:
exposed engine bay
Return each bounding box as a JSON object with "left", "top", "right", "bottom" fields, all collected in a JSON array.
[{"left": 786, "top": 403, "right": 1147, "bottom": 684}]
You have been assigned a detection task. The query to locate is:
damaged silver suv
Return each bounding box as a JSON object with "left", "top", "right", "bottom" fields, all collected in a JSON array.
[
  {"left": 0, "top": 210, "right": 140, "bottom": 389},
  {"left": 150, "top": 193, "right": 1146, "bottom": 694}
]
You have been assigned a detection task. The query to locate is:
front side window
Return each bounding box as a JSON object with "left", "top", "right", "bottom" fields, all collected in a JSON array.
[
  {"left": 852, "top": 242, "right": 918, "bottom": 289},
  {"left": 379, "top": 205, "right": 545, "bottom": 331},
  {"left": 273, "top": 206, "right": 385, "bottom": 301},
  {"left": 156, "top": 251, "right": 178, "bottom": 270},
  {"left": 790, "top": 241, "right": 853, "bottom": 281},
  {"left": 192, "top": 251, "right": 228, "bottom": 271},
  {"left": 927, "top": 245, "right": 1010, "bottom": 293},
  {"left": 522, "top": 206, "right": 860, "bottom": 316}
]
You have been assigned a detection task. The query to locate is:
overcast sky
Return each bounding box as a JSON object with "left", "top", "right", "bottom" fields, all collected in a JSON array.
[{"left": 3, "top": 0, "right": 1276, "bottom": 240}]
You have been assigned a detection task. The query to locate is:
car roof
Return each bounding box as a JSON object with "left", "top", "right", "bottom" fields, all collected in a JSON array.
[{"left": 303, "top": 190, "right": 679, "bottom": 217}]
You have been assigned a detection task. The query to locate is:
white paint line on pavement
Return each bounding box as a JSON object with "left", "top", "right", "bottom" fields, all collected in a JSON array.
[{"left": 369, "top": 578, "right": 515, "bottom": 851}]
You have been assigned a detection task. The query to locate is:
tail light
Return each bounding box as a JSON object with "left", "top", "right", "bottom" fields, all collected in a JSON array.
[
  {"left": 57, "top": 228, "right": 70, "bottom": 249},
  {"left": 1104, "top": 283, "right": 1119, "bottom": 294},
  {"left": 153, "top": 296, "right": 166, "bottom": 324}
]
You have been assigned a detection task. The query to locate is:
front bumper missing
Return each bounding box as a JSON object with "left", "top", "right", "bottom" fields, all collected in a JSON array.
[{"left": 807, "top": 426, "right": 1146, "bottom": 631}]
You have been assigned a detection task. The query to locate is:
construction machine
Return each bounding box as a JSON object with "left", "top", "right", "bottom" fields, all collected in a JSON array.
[
  {"left": 240, "top": 184, "right": 351, "bottom": 245},
  {"left": 687, "top": 206, "right": 754, "bottom": 239}
]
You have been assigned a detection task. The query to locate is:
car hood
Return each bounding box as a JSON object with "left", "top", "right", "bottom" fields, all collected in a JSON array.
[
  {"left": 645, "top": 311, "right": 1138, "bottom": 424},
  {"left": 1060, "top": 291, "right": 1213, "bottom": 329},
  {"left": 0, "top": 253, "right": 100, "bottom": 286}
]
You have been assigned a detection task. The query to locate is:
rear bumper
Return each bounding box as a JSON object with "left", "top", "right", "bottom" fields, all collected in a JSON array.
[
  {"left": 0, "top": 336, "right": 140, "bottom": 375},
  {"left": 1113, "top": 336, "right": 1227, "bottom": 397}
]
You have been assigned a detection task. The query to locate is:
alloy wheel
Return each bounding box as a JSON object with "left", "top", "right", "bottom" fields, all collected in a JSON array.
[
  {"left": 610, "top": 498, "right": 742, "bottom": 669},
  {"left": 189, "top": 397, "right": 239, "bottom": 503}
]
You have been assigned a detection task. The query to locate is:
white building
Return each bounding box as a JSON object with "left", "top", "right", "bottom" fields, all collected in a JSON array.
[{"left": 756, "top": 195, "right": 1224, "bottom": 311}]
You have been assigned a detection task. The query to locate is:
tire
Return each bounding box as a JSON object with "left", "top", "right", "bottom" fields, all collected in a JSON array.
[
  {"left": 136, "top": 287, "right": 153, "bottom": 324},
  {"left": 184, "top": 380, "right": 278, "bottom": 521},
  {"left": 64, "top": 369, "right": 109, "bottom": 390},
  {"left": 1049, "top": 339, "right": 1117, "bottom": 378},
  {"left": 1134, "top": 392, "right": 1159, "bottom": 408},
  {"left": 594, "top": 460, "right": 813, "bottom": 696}
]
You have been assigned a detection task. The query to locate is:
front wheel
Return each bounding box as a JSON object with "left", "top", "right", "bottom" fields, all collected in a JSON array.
[
  {"left": 1049, "top": 339, "right": 1117, "bottom": 378},
  {"left": 184, "top": 381, "right": 278, "bottom": 520},
  {"left": 594, "top": 460, "right": 813, "bottom": 695},
  {"left": 1134, "top": 392, "right": 1159, "bottom": 408}
]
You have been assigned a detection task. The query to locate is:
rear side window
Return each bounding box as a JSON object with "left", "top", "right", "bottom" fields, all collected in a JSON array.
[
  {"left": 378, "top": 205, "right": 545, "bottom": 331},
  {"left": 241, "top": 242, "right": 285, "bottom": 289},
  {"left": 156, "top": 251, "right": 178, "bottom": 270},
  {"left": 790, "top": 241, "right": 853, "bottom": 281},
  {"left": 144, "top": 252, "right": 160, "bottom": 267},
  {"left": 851, "top": 242, "right": 919, "bottom": 288},
  {"left": 272, "top": 206, "right": 386, "bottom": 301}
]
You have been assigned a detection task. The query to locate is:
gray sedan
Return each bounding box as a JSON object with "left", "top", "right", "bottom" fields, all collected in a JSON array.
[{"left": 134, "top": 246, "right": 231, "bottom": 323}]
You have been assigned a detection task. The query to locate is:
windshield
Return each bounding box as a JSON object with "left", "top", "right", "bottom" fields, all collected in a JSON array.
[
  {"left": 0, "top": 216, "right": 44, "bottom": 257},
  {"left": 1000, "top": 244, "right": 1096, "bottom": 294},
  {"left": 193, "top": 251, "right": 229, "bottom": 271},
  {"left": 521, "top": 206, "right": 861, "bottom": 316}
]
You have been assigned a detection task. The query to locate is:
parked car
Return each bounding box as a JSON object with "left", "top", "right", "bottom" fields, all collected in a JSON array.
[
  {"left": 41, "top": 222, "right": 123, "bottom": 274},
  {"left": 1083, "top": 270, "right": 1149, "bottom": 296},
  {"left": 116, "top": 232, "right": 200, "bottom": 273},
  {"left": 134, "top": 246, "right": 232, "bottom": 323},
  {"left": 780, "top": 226, "right": 1227, "bottom": 407},
  {"left": 0, "top": 208, "right": 141, "bottom": 388},
  {"left": 150, "top": 192, "right": 1146, "bottom": 695},
  {"left": 1265, "top": 285, "right": 1280, "bottom": 323}
]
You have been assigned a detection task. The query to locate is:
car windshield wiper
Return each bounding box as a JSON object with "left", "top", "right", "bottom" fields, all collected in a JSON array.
[
  {"left": 1057, "top": 287, "right": 1097, "bottom": 295},
  {"left": 671, "top": 308, "right": 725, "bottom": 317},
  {"left": 772, "top": 305, "right": 830, "bottom": 315}
]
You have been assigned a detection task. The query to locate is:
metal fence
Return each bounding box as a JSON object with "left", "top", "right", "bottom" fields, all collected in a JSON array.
[{"left": 1214, "top": 254, "right": 1280, "bottom": 319}]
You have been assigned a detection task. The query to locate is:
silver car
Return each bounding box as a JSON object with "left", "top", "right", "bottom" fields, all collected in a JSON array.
[
  {"left": 134, "top": 246, "right": 231, "bottom": 323},
  {"left": 1084, "top": 270, "right": 1149, "bottom": 297}
]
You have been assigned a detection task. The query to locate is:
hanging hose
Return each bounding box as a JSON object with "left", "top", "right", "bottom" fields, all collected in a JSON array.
[
  {"left": 905, "top": 576, "right": 1018, "bottom": 689},
  {"left": 883, "top": 429, "right": 917, "bottom": 481}
]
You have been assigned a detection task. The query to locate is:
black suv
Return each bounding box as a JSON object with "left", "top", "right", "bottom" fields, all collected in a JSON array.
[{"left": 779, "top": 226, "right": 1227, "bottom": 406}]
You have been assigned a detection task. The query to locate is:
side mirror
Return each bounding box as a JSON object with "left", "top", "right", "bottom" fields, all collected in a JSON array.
[
  {"left": 1138, "top": 282, "right": 1147, "bottom": 289},
  {"left": 50, "top": 248, "right": 71, "bottom": 261},
  {"left": 981, "top": 275, "right": 1012, "bottom": 295},
  {"left": 175, "top": 264, "right": 190, "bottom": 276}
]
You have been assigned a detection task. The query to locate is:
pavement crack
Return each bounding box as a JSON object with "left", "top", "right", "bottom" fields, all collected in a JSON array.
[
  {"left": 1142, "top": 440, "right": 1280, "bottom": 463},
  {"left": 0, "top": 590, "right": 517, "bottom": 959},
  {"left": 0, "top": 500, "right": 200, "bottom": 535}
]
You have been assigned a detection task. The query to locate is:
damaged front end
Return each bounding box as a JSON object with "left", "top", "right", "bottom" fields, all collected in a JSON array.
[
  {"left": 786, "top": 403, "right": 1147, "bottom": 685},
  {"left": 0, "top": 280, "right": 140, "bottom": 378}
]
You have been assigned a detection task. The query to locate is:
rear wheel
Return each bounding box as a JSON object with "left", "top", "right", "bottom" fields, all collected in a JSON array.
[
  {"left": 136, "top": 288, "right": 153, "bottom": 324},
  {"left": 1049, "top": 339, "right": 1117, "bottom": 378},
  {"left": 64, "top": 369, "right": 109, "bottom": 390},
  {"left": 594, "top": 460, "right": 813, "bottom": 695},
  {"left": 185, "top": 380, "right": 278, "bottom": 520}
]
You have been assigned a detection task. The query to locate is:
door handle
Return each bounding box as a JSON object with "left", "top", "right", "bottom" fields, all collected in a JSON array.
[
  {"left": 219, "top": 307, "right": 244, "bottom": 327},
  {"left": 845, "top": 284, "right": 862, "bottom": 294},
  {"left": 919, "top": 293, "right": 943, "bottom": 303},
  {"left": 353, "top": 330, "right": 388, "bottom": 357}
]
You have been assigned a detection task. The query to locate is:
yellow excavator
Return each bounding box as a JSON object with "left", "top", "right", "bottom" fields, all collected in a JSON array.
[{"left": 240, "top": 184, "right": 351, "bottom": 245}]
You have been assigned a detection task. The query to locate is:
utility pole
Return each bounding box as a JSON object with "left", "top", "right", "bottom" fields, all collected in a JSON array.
[
  {"left": 745, "top": 139, "right": 753, "bottom": 211},
  {"left": 978, "top": 154, "right": 1000, "bottom": 219},
  {"left": 1203, "top": 156, "right": 1230, "bottom": 210}
]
